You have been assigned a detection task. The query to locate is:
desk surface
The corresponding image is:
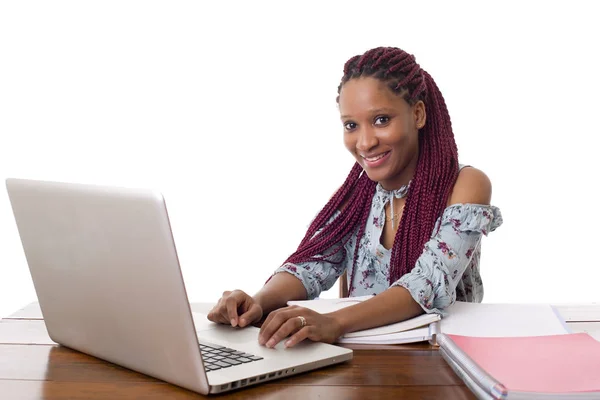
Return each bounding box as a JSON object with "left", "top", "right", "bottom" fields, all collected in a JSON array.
[{"left": 1, "top": 302, "right": 599, "bottom": 399}]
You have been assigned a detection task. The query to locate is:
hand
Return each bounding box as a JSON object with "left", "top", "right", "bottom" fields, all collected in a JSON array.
[
  {"left": 258, "top": 306, "right": 343, "bottom": 348},
  {"left": 207, "top": 290, "right": 263, "bottom": 328}
]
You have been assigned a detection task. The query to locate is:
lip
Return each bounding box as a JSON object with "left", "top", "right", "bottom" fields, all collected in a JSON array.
[{"left": 361, "top": 151, "right": 391, "bottom": 168}]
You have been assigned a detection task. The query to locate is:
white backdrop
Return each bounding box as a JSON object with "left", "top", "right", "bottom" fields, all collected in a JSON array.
[{"left": 1, "top": 1, "right": 599, "bottom": 318}]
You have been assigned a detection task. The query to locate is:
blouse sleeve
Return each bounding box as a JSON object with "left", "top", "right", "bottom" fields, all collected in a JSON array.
[
  {"left": 272, "top": 211, "right": 350, "bottom": 300},
  {"left": 391, "top": 204, "right": 503, "bottom": 315}
]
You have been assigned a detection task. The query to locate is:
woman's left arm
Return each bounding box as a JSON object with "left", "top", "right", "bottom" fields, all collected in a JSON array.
[{"left": 259, "top": 168, "right": 500, "bottom": 348}]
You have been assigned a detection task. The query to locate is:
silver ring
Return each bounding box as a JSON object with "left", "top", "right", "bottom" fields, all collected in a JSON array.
[{"left": 297, "top": 316, "right": 306, "bottom": 328}]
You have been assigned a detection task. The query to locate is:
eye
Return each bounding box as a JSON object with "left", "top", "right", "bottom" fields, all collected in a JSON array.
[
  {"left": 374, "top": 116, "right": 390, "bottom": 125},
  {"left": 344, "top": 122, "right": 357, "bottom": 131}
]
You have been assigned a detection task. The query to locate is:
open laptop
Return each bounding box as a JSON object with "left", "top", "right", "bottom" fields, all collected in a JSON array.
[{"left": 5, "top": 178, "right": 353, "bottom": 395}]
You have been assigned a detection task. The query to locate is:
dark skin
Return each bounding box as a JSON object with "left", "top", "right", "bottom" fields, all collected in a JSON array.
[{"left": 208, "top": 77, "right": 492, "bottom": 348}]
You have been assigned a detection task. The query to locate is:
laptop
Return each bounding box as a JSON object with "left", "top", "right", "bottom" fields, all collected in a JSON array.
[{"left": 5, "top": 178, "right": 353, "bottom": 395}]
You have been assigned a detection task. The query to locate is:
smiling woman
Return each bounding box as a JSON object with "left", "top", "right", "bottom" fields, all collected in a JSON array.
[{"left": 207, "top": 46, "right": 502, "bottom": 349}]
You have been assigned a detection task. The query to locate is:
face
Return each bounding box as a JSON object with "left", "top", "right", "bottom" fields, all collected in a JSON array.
[{"left": 338, "top": 77, "right": 426, "bottom": 190}]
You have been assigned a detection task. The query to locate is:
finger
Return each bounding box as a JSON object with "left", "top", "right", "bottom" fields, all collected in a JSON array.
[
  {"left": 259, "top": 309, "right": 287, "bottom": 344},
  {"left": 208, "top": 298, "right": 228, "bottom": 324},
  {"left": 207, "top": 309, "right": 218, "bottom": 323},
  {"left": 207, "top": 301, "right": 228, "bottom": 324},
  {"left": 210, "top": 313, "right": 229, "bottom": 324},
  {"left": 285, "top": 326, "right": 311, "bottom": 348},
  {"left": 239, "top": 303, "right": 262, "bottom": 328},
  {"left": 226, "top": 295, "right": 243, "bottom": 327},
  {"left": 219, "top": 305, "right": 232, "bottom": 325},
  {"left": 207, "top": 292, "right": 232, "bottom": 323},
  {"left": 259, "top": 306, "right": 296, "bottom": 340},
  {"left": 265, "top": 317, "right": 304, "bottom": 348},
  {"left": 258, "top": 312, "right": 274, "bottom": 340},
  {"left": 211, "top": 297, "right": 233, "bottom": 325},
  {"left": 209, "top": 303, "right": 231, "bottom": 324}
]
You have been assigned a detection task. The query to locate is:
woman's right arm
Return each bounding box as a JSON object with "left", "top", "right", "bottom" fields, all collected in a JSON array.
[
  {"left": 208, "top": 237, "right": 349, "bottom": 327},
  {"left": 207, "top": 253, "right": 348, "bottom": 327},
  {"left": 253, "top": 272, "right": 308, "bottom": 314}
]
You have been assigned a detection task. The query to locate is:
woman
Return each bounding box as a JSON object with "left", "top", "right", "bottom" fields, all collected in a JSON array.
[{"left": 208, "top": 46, "right": 502, "bottom": 348}]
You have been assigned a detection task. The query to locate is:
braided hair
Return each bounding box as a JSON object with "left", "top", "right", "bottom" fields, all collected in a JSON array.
[{"left": 284, "top": 47, "right": 459, "bottom": 294}]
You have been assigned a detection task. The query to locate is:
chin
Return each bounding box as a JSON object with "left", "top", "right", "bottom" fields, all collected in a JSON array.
[{"left": 361, "top": 168, "right": 386, "bottom": 183}]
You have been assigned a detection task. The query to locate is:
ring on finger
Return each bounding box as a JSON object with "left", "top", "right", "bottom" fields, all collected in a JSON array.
[{"left": 297, "top": 315, "right": 306, "bottom": 328}]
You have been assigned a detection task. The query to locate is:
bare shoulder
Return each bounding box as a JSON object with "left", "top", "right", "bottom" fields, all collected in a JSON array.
[{"left": 447, "top": 166, "right": 492, "bottom": 206}]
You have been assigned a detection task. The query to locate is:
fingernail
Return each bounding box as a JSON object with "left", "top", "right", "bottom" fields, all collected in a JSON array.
[
  {"left": 230, "top": 319, "right": 237, "bottom": 327},
  {"left": 266, "top": 339, "right": 275, "bottom": 348},
  {"left": 285, "top": 340, "right": 292, "bottom": 347}
]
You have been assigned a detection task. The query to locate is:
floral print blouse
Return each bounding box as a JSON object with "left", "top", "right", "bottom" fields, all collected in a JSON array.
[{"left": 274, "top": 167, "right": 503, "bottom": 315}]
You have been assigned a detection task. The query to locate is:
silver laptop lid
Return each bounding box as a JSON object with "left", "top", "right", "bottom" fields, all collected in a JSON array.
[{"left": 6, "top": 178, "right": 210, "bottom": 394}]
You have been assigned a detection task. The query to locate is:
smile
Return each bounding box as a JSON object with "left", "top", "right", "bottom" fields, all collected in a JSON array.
[{"left": 361, "top": 151, "right": 391, "bottom": 167}]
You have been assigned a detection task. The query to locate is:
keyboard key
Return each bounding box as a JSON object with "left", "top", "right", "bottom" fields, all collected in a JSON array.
[
  {"left": 214, "top": 361, "right": 233, "bottom": 368},
  {"left": 237, "top": 357, "right": 252, "bottom": 363},
  {"left": 199, "top": 342, "right": 225, "bottom": 349},
  {"left": 222, "top": 358, "right": 242, "bottom": 365}
]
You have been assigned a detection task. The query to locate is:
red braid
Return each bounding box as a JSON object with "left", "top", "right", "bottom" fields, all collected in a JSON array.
[
  {"left": 285, "top": 164, "right": 376, "bottom": 265},
  {"left": 285, "top": 47, "right": 459, "bottom": 293}
]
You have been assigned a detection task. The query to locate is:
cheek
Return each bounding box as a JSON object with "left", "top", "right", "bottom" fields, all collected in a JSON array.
[
  {"left": 397, "top": 133, "right": 419, "bottom": 161},
  {"left": 343, "top": 133, "right": 355, "bottom": 153},
  {"left": 388, "top": 125, "right": 417, "bottom": 149}
]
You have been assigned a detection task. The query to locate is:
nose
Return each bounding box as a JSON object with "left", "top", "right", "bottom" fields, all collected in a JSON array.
[{"left": 356, "top": 126, "right": 378, "bottom": 152}]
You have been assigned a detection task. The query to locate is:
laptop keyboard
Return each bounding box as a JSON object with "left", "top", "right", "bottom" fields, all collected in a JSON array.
[{"left": 199, "top": 342, "right": 263, "bottom": 372}]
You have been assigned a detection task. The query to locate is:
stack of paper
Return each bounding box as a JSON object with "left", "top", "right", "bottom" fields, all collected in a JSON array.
[
  {"left": 287, "top": 297, "right": 569, "bottom": 345},
  {"left": 288, "top": 296, "right": 440, "bottom": 344}
]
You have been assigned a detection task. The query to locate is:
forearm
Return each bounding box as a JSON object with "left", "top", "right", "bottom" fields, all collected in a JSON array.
[
  {"left": 331, "top": 286, "right": 423, "bottom": 335},
  {"left": 253, "top": 272, "right": 308, "bottom": 314}
]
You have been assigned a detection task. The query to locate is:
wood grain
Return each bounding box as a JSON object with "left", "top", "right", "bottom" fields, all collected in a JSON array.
[
  {"left": 0, "top": 342, "right": 473, "bottom": 399},
  {"left": 0, "top": 345, "right": 463, "bottom": 386},
  {"left": 0, "top": 380, "right": 476, "bottom": 400},
  {"left": 3, "top": 301, "right": 598, "bottom": 399}
]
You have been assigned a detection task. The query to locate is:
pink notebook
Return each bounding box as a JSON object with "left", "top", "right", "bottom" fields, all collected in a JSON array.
[{"left": 440, "top": 333, "right": 600, "bottom": 398}]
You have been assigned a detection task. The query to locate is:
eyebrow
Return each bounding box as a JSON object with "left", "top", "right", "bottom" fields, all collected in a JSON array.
[{"left": 340, "top": 108, "right": 396, "bottom": 119}]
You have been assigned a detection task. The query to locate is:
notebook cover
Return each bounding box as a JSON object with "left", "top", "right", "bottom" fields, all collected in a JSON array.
[{"left": 447, "top": 333, "right": 600, "bottom": 394}]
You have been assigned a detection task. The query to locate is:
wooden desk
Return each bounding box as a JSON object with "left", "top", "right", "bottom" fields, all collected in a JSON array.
[{"left": 1, "top": 302, "right": 599, "bottom": 399}]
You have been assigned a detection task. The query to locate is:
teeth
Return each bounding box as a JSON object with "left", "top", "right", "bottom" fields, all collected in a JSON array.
[{"left": 364, "top": 152, "right": 387, "bottom": 162}]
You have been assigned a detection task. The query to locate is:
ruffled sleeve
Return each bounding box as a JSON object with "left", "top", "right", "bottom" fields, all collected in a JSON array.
[
  {"left": 272, "top": 211, "right": 350, "bottom": 300},
  {"left": 391, "top": 203, "right": 503, "bottom": 315}
]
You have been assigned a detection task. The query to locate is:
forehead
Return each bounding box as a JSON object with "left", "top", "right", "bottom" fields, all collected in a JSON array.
[{"left": 338, "top": 77, "right": 406, "bottom": 115}]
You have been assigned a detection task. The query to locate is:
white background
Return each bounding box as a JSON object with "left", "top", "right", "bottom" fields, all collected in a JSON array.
[{"left": 1, "top": 1, "right": 599, "bottom": 318}]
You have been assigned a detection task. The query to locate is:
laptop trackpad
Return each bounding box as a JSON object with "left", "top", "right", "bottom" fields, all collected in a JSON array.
[
  {"left": 193, "top": 312, "right": 260, "bottom": 344},
  {"left": 192, "top": 312, "right": 220, "bottom": 331}
]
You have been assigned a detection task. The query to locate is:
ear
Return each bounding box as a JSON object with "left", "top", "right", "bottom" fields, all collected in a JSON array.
[{"left": 413, "top": 100, "right": 426, "bottom": 130}]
